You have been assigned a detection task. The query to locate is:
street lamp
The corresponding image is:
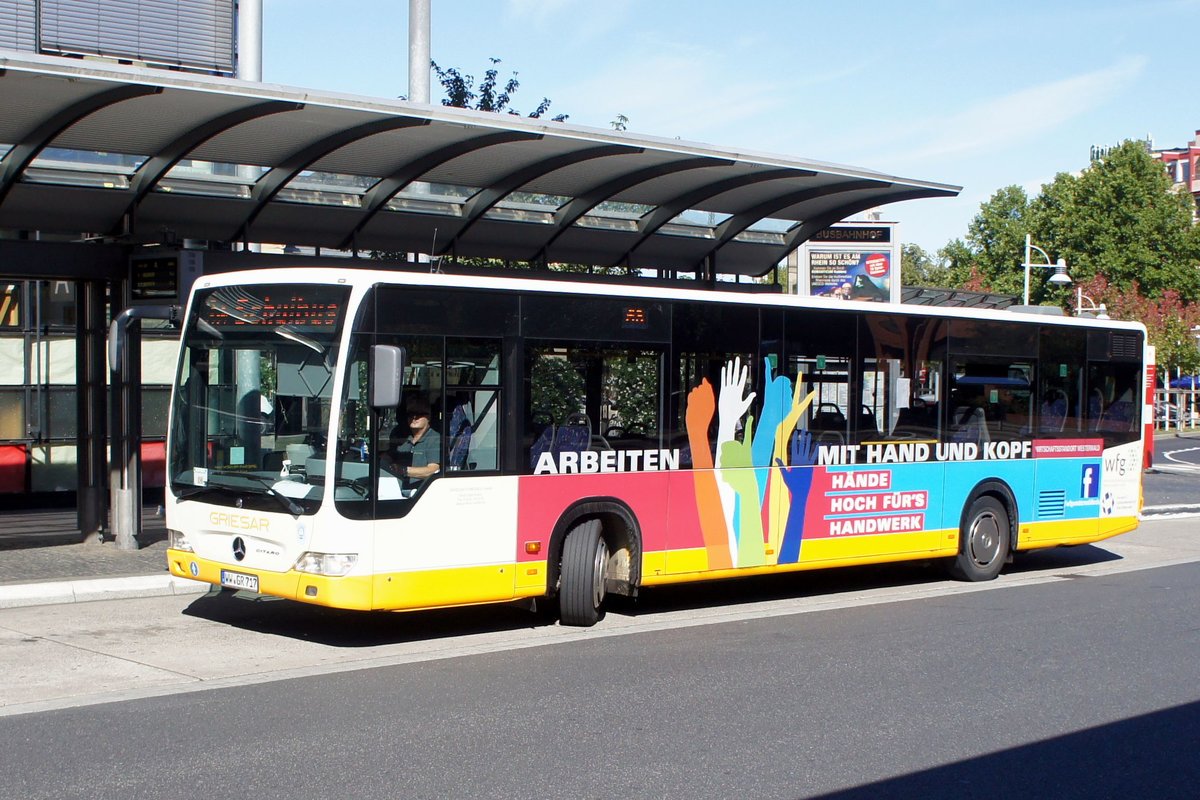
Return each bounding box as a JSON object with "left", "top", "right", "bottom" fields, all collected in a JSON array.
[
  {"left": 1022, "top": 233, "right": 1071, "bottom": 305},
  {"left": 1075, "top": 289, "right": 1109, "bottom": 319}
]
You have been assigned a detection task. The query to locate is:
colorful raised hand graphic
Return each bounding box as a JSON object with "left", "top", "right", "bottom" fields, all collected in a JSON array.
[
  {"left": 689, "top": 357, "right": 822, "bottom": 570},
  {"left": 775, "top": 428, "right": 820, "bottom": 564},
  {"left": 685, "top": 378, "right": 732, "bottom": 570},
  {"left": 765, "top": 370, "right": 818, "bottom": 558},
  {"left": 719, "top": 419, "right": 767, "bottom": 568},
  {"left": 715, "top": 356, "right": 755, "bottom": 465},
  {"left": 714, "top": 356, "right": 755, "bottom": 563},
  {"left": 752, "top": 357, "right": 793, "bottom": 505}
]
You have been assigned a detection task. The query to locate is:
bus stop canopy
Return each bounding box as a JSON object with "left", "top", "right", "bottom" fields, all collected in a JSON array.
[{"left": 0, "top": 52, "right": 960, "bottom": 277}]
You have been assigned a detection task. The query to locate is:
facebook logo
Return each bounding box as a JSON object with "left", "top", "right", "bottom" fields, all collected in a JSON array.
[{"left": 1081, "top": 464, "right": 1100, "bottom": 499}]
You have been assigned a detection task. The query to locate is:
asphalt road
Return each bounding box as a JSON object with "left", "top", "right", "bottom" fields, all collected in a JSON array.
[
  {"left": 1, "top": 519, "right": 1198, "bottom": 800},
  {"left": 1147, "top": 433, "right": 1200, "bottom": 509},
  {"left": 1147, "top": 434, "right": 1200, "bottom": 510}
]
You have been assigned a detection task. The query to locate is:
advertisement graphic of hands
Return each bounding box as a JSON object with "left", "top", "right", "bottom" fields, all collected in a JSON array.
[{"left": 688, "top": 356, "right": 823, "bottom": 570}]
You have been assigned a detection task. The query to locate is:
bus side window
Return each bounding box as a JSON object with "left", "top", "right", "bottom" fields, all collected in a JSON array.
[
  {"left": 1088, "top": 361, "right": 1140, "bottom": 443},
  {"left": 1039, "top": 388, "right": 1068, "bottom": 432},
  {"left": 859, "top": 312, "right": 948, "bottom": 442},
  {"left": 446, "top": 338, "right": 501, "bottom": 472},
  {"left": 528, "top": 343, "right": 665, "bottom": 473}
]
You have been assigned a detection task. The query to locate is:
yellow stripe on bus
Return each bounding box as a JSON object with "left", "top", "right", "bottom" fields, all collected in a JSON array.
[
  {"left": 1016, "top": 516, "right": 1138, "bottom": 550},
  {"left": 170, "top": 550, "right": 544, "bottom": 612},
  {"left": 372, "top": 563, "right": 545, "bottom": 610},
  {"left": 642, "top": 531, "right": 958, "bottom": 585}
]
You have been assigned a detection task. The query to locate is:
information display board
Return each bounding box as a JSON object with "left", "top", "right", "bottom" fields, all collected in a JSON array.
[{"left": 799, "top": 223, "right": 900, "bottom": 303}]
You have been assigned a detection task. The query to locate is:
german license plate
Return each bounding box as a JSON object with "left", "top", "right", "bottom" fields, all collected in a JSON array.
[{"left": 220, "top": 569, "right": 259, "bottom": 592}]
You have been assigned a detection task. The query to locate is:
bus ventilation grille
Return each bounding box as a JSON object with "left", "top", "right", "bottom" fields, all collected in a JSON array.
[
  {"left": 1037, "top": 490, "right": 1066, "bottom": 518},
  {"left": 1111, "top": 333, "right": 1141, "bottom": 360}
]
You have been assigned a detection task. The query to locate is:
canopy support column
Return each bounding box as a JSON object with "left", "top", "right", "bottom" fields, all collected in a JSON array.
[{"left": 77, "top": 280, "right": 109, "bottom": 542}]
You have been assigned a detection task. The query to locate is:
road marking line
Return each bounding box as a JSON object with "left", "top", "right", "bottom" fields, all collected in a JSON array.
[{"left": 1162, "top": 445, "right": 1200, "bottom": 466}]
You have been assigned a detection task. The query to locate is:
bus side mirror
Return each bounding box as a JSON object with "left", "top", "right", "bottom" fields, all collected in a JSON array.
[{"left": 370, "top": 345, "right": 405, "bottom": 409}]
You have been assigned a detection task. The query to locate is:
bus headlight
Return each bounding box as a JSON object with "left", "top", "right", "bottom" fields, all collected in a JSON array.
[
  {"left": 294, "top": 552, "right": 358, "bottom": 577},
  {"left": 167, "top": 529, "right": 193, "bottom": 553}
]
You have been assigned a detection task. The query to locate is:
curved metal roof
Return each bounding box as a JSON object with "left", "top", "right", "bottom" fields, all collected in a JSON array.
[{"left": 0, "top": 51, "right": 960, "bottom": 277}]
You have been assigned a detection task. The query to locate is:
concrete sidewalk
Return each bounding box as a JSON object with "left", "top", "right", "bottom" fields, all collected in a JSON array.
[{"left": 0, "top": 508, "right": 206, "bottom": 609}]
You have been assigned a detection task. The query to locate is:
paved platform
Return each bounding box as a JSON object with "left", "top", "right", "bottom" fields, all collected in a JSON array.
[{"left": 0, "top": 508, "right": 206, "bottom": 608}]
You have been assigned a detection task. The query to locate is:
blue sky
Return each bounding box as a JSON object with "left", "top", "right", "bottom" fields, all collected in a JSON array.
[{"left": 262, "top": 0, "right": 1198, "bottom": 253}]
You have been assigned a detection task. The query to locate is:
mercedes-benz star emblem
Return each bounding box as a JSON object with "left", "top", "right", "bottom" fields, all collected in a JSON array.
[{"left": 232, "top": 537, "right": 246, "bottom": 562}]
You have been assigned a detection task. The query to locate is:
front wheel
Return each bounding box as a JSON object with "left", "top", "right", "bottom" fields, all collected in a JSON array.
[
  {"left": 559, "top": 519, "right": 608, "bottom": 627},
  {"left": 948, "top": 496, "right": 1010, "bottom": 581}
]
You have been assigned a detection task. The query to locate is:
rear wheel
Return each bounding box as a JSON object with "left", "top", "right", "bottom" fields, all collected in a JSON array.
[
  {"left": 949, "top": 496, "right": 1009, "bottom": 581},
  {"left": 559, "top": 519, "right": 608, "bottom": 627}
]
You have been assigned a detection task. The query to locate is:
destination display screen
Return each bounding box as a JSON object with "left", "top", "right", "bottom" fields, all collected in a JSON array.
[{"left": 200, "top": 286, "right": 348, "bottom": 329}]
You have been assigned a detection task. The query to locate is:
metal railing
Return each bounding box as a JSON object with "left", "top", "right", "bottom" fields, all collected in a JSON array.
[{"left": 1154, "top": 389, "right": 1200, "bottom": 432}]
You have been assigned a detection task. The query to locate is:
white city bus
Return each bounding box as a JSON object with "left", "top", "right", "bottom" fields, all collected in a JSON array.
[{"left": 165, "top": 267, "right": 1148, "bottom": 625}]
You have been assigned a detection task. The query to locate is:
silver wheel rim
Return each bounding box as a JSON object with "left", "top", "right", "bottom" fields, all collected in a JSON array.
[
  {"left": 968, "top": 510, "right": 1002, "bottom": 567},
  {"left": 592, "top": 537, "right": 609, "bottom": 609}
]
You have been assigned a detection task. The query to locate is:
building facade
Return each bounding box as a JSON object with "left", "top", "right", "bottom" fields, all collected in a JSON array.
[
  {"left": 1150, "top": 130, "right": 1200, "bottom": 220},
  {"left": 0, "top": 0, "right": 236, "bottom": 76}
]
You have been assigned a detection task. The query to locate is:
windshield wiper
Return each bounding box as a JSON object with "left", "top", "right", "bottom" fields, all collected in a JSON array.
[
  {"left": 175, "top": 484, "right": 225, "bottom": 502},
  {"left": 205, "top": 470, "right": 305, "bottom": 517},
  {"left": 275, "top": 325, "right": 325, "bottom": 356},
  {"left": 196, "top": 317, "right": 223, "bottom": 340}
]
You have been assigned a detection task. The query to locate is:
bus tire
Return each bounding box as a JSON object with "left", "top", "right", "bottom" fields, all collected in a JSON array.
[
  {"left": 559, "top": 518, "right": 607, "bottom": 627},
  {"left": 949, "top": 496, "right": 1009, "bottom": 581}
]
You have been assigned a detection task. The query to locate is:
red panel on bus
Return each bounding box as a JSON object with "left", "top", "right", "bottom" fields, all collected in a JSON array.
[{"left": 516, "top": 471, "right": 682, "bottom": 560}]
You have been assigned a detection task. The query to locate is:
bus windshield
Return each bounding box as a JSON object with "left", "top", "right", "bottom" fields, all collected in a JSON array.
[{"left": 168, "top": 283, "right": 352, "bottom": 514}]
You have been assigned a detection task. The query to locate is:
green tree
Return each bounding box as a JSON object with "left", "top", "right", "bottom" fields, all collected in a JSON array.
[
  {"left": 944, "top": 140, "right": 1200, "bottom": 371},
  {"left": 900, "top": 242, "right": 952, "bottom": 287},
  {"left": 956, "top": 141, "right": 1200, "bottom": 307},
  {"left": 937, "top": 238, "right": 979, "bottom": 288},
  {"left": 1029, "top": 140, "right": 1200, "bottom": 302},
  {"left": 431, "top": 58, "right": 568, "bottom": 121},
  {"left": 960, "top": 185, "right": 1034, "bottom": 297}
]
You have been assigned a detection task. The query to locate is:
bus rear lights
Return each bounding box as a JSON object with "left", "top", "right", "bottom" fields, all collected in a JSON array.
[
  {"left": 294, "top": 552, "right": 358, "bottom": 576},
  {"left": 524, "top": 541, "right": 542, "bottom": 554},
  {"left": 167, "top": 529, "right": 193, "bottom": 553}
]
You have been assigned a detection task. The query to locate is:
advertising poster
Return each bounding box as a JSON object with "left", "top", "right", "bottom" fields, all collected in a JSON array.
[{"left": 808, "top": 250, "right": 891, "bottom": 302}]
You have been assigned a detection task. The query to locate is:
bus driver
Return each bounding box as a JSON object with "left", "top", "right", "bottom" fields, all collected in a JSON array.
[{"left": 381, "top": 396, "right": 442, "bottom": 490}]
